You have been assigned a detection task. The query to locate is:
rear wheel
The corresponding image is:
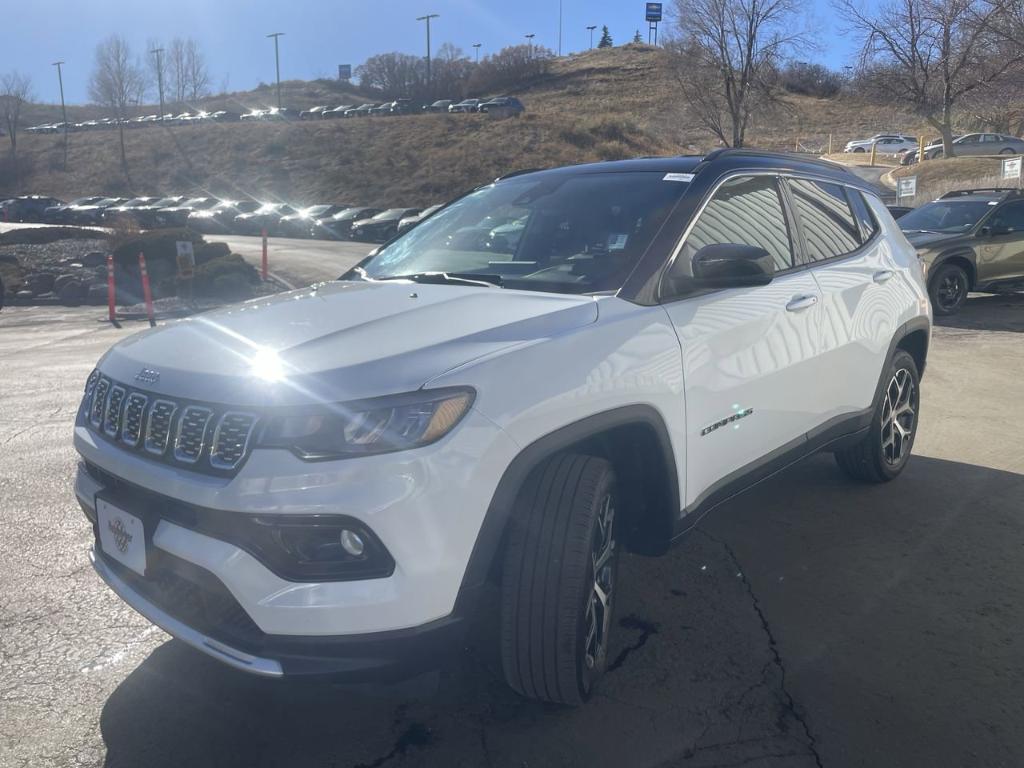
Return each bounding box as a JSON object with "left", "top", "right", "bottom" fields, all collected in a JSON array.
[
  {"left": 999, "top": 147, "right": 1016, "bottom": 155},
  {"left": 836, "top": 349, "right": 920, "bottom": 483},
  {"left": 500, "top": 453, "right": 618, "bottom": 705},
  {"left": 928, "top": 262, "right": 969, "bottom": 315}
]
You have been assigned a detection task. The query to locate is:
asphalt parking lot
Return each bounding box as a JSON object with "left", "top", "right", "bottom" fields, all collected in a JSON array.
[{"left": 1, "top": 293, "right": 1023, "bottom": 768}]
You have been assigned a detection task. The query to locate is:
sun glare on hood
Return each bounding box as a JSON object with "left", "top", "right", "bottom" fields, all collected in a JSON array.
[{"left": 249, "top": 347, "right": 285, "bottom": 382}]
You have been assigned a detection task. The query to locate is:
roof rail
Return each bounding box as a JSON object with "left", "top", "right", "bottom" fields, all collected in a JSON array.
[
  {"left": 694, "top": 147, "right": 856, "bottom": 174},
  {"left": 938, "top": 188, "right": 1022, "bottom": 199},
  {"left": 495, "top": 168, "right": 544, "bottom": 181}
]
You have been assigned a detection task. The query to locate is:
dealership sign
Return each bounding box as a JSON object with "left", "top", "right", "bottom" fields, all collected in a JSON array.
[
  {"left": 338, "top": 64, "right": 352, "bottom": 80},
  {"left": 646, "top": 2, "right": 663, "bottom": 21},
  {"left": 897, "top": 176, "right": 917, "bottom": 201},
  {"left": 1001, "top": 156, "right": 1022, "bottom": 181},
  {"left": 175, "top": 241, "right": 195, "bottom": 279}
]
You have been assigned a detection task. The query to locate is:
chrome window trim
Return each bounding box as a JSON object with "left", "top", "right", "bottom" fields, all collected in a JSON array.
[{"left": 657, "top": 169, "right": 884, "bottom": 304}]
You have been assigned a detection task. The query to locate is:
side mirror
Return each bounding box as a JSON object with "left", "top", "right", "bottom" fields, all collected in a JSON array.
[{"left": 668, "top": 243, "right": 775, "bottom": 290}]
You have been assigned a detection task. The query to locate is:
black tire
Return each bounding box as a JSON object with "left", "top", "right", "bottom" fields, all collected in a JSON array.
[
  {"left": 928, "top": 261, "right": 970, "bottom": 315},
  {"left": 500, "top": 453, "right": 619, "bottom": 706},
  {"left": 999, "top": 147, "right": 1015, "bottom": 154},
  {"left": 853, "top": 146, "right": 865, "bottom": 153},
  {"left": 836, "top": 349, "right": 920, "bottom": 483}
]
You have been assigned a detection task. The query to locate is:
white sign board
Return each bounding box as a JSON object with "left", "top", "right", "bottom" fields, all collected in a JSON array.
[
  {"left": 1001, "top": 156, "right": 1022, "bottom": 181},
  {"left": 175, "top": 241, "right": 195, "bottom": 278},
  {"left": 897, "top": 176, "right": 917, "bottom": 201}
]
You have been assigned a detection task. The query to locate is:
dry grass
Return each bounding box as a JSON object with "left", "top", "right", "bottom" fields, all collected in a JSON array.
[
  {"left": 0, "top": 45, "right": 1004, "bottom": 207},
  {"left": 890, "top": 157, "right": 1020, "bottom": 206}
]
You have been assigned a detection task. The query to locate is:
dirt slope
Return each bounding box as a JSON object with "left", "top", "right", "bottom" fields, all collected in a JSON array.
[{"left": 2, "top": 45, "right": 939, "bottom": 207}]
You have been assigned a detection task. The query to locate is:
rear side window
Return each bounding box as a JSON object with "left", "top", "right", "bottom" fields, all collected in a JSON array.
[
  {"left": 848, "top": 190, "right": 879, "bottom": 239},
  {"left": 987, "top": 201, "right": 1024, "bottom": 232},
  {"left": 788, "top": 178, "right": 861, "bottom": 262},
  {"left": 679, "top": 175, "right": 794, "bottom": 276}
]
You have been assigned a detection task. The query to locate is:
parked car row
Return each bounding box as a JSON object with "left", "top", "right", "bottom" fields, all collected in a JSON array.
[
  {"left": 900, "top": 133, "right": 1024, "bottom": 164},
  {"left": 25, "top": 111, "right": 242, "bottom": 134},
  {"left": 0, "top": 193, "right": 443, "bottom": 243},
  {"left": 23, "top": 95, "right": 527, "bottom": 135}
]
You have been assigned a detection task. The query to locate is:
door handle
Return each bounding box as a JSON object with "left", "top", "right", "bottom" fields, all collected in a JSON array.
[
  {"left": 873, "top": 269, "right": 895, "bottom": 283},
  {"left": 785, "top": 294, "right": 819, "bottom": 312}
]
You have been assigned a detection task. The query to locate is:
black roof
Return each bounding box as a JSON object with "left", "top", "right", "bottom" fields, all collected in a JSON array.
[
  {"left": 496, "top": 149, "right": 868, "bottom": 190},
  {"left": 937, "top": 188, "right": 1024, "bottom": 201}
]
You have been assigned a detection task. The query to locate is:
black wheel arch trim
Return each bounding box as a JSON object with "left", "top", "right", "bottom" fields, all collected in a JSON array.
[
  {"left": 454, "top": 404, "right": 680, "bottom": 612},
  {"left": 930, "top": 250, "right": 977, "bottom": 288}
]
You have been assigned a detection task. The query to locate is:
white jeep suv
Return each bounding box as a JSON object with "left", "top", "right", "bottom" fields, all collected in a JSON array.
[{"left": 75, "top": 151, "right": 931, "bottom": 705}]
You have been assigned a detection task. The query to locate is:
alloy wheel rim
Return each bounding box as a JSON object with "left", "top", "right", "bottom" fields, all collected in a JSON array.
[
  {"left": 937, "top": 274, "right": 965, "bottom": 310},
  {"left": 881, "top": 368, "right": 917, "bottom": 465},
  {"left": 584, "top": 493, "right": 616, "bottom": 673}
]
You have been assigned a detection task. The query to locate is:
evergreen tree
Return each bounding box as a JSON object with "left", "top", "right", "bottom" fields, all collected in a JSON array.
[
  {"left": 633, "top": 29, "right": 643, "bottom": 44},
  {"left": 598, "top": 26, "right": 613, "bottom": 48}
]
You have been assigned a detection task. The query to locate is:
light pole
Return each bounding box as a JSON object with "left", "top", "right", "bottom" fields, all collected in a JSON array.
[
  {"left": 416, "top": 14, "right": 440, "bottom": 90},
  {"left": 558, "top": 0, "right": 563, "bottom": 56},
  {"left": 52, "top": 61, "right": 68, "bottom": 170},
  {"left": 525, "top": 33, "right": 536, "bottom": 58},
  {"left": 473, "top": 42, "right": 482, "bottom": 63},
  {"left": 587, "top": 25, "right": 597, "bottom": 50},
  {"left": 150, "top": 48, "right": 165, "bottom": 121},
  {"left": 266, "top": 32, "right": 284, "bottom": 109}
]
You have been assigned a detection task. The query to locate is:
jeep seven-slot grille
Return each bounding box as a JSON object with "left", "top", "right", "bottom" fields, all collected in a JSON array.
[{"left": 82, "top": 374, "right": 259, "bottom": 475}]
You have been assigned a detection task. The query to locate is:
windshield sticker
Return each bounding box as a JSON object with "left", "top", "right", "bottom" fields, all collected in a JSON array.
[
  {"left": 608, "top": 233, "right": 629, "bottom": 250},
  {"left": 663, "top": 173, "right": 695, "bottom": 182}
]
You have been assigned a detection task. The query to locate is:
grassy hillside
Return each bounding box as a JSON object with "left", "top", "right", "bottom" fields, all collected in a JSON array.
[{"left": 2, "top": 45, "right": 942, "bottom": 208}]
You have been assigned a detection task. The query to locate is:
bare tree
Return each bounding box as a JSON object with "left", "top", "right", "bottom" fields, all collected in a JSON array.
[
  {"left": 0, "top": 71, "right": 32, "bottom": 160},
  {"left": 184, "top": 39, "right": 211, "bottom": 101},
  {"left": 169, "top": 37, "right": 187, "bottom": 107},
  {"left": 836, "top": 0, "right": 1024, "bottom": 156},
  {"left": 668, "top": 0, "right": 807, "bottom": 147},
  {"left": 89, "top": 35, "right": 145, "bottom": 174}
]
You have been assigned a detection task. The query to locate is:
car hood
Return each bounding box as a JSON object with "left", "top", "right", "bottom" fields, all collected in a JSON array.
[
  {"left": 902, "top": 230, "right": 965, "bottom": 250},
  {"left": 97, "top": 281, "right": 599, "bottom": 407}
]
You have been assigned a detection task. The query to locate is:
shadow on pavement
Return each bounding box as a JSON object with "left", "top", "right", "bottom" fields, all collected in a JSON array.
[
  {"left": 937, "top": 292, "right": 1024, "bottom": 333},
  {"left": 99, "top": 454, "right": 1024, "bottom": 768}
]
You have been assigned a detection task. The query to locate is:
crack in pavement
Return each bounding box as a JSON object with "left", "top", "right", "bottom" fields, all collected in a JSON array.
[
  {"left": 697, "top": 529, "right": 825, "bottom": 768},
  {"left": 608, "top": 614, "right": 660, "bottom": 672},
  {"left": 351, "top": 721, "right": 432, "bottom": 768}
]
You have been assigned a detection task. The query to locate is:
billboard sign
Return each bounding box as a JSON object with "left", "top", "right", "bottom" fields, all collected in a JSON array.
[
  {"left": 646, "top": 2, "right": 663, "bottom": 21},
  {"left": 338, "top": 64, "right": 352, "bottom": 80}
]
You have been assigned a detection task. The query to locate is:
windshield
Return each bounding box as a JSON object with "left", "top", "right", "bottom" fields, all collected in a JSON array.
[
  {"left": 353, "top": 171, "right": 688, "bottom": 294},
  {"left": 898, "top": 200, "right": 994, "bottom": 233}
]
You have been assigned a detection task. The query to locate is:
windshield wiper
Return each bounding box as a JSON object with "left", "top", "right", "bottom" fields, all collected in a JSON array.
[
  {"left": 902, "top": 229, "right": 942, "bottom": 234},
  {"left": 373, "top": 271, "right": 502, "bottom": 288}
]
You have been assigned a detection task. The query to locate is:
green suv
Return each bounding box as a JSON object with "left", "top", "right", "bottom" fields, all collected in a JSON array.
[{"left": 899, "top": 188, "right": 1024, "bottom": 314}]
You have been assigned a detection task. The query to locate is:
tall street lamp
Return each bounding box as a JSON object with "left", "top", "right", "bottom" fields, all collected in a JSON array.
[
  {"left": 525, "top": 33, "right": 536, "bottom": 58},
  {"left": 150, "top": 48, "right": 165, "bottom": 121},
  {"left": 266, "top": 32, "right": 284, "bottom": 109},
  {"left": 558, "top": 0, "right": 563, "bottom": 56},
  {"left": 473, "top": 42, "right": 482, "bottom": 63},
  {"left": 52, "top": 61, "right": 68, "bottom": 170},
  {"left": 587, "top": 25, "right": 597, "bottom": 50},
  {"left": 416, "top": 14, "right": 440, "bottom": 88}
]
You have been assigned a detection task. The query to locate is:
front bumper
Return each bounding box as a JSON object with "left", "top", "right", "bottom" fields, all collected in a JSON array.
[{"left": 75, "top": 407, "right": 518, "bottom": 677}]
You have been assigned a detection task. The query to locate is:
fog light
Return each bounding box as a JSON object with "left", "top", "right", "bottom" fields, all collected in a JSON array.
[{"left": 340, "top": 529, "right": 365, "bottom": 557}]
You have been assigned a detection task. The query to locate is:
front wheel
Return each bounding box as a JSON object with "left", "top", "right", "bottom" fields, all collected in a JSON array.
[
  {"left": 500, "top": 453, "right": 618, "bottom": 705},
  {"left": 836, "top": 349, "right": 920, "bottom": 483},
  {"left": 853, "top": 146, "right": 865, "bottom": 153},
  {"left": 928, "top": 262, "right": 969, "bottom": 315}
]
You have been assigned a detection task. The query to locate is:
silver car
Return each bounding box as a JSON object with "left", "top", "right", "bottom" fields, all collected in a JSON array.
[{"left": 904, "top": 132, "right": 1024, "bottom": 163}]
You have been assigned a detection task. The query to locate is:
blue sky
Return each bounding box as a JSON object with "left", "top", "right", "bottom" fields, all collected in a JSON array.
[{"left": 4, "top": 0, "right": 860, "bottom": 105}]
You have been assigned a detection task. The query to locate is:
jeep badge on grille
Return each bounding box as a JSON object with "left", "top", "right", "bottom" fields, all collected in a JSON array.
[{"left": 135, "top": 368, "right": 160, "bottom": 385}]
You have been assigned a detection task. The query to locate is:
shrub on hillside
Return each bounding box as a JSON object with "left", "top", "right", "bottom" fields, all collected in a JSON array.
[
  {"left": 779, "top": 62, "right": 843, "bottom": 98},
  {"left": 112, "top": 228, "right": 206, "bottom": 302},
  {"left": 192, "top": 254, "right": 259, "bottom": 301},
  {"left": 0, "top": 227, "right": 110, "bottom": 246},
  {"left": 467, "top": 44, "right": 554, "bottom": 95}
]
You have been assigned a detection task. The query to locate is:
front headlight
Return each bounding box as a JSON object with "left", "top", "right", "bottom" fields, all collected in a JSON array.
[{"left": 259, "top": 387, "right": 475, "bottom": 460}]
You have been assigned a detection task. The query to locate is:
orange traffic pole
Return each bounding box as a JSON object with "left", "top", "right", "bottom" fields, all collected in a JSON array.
[
  {"left": 106, "top": 254, "right": 116, "bottom": 324},
  {"left": 261, "top": 228, "right": 269, "bottom": 281},
  {"left": 138, "top": 252, "right": 155, "bottom": 327}
]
